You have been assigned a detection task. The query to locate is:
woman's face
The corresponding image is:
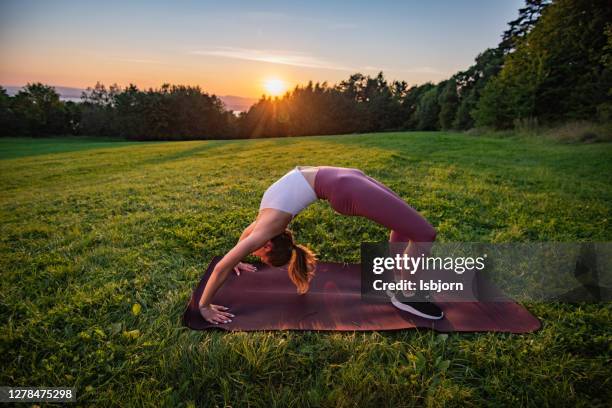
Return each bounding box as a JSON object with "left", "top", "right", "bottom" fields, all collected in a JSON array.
[{"left": 252, "top": 243, "right": 272, "bottom": 264}]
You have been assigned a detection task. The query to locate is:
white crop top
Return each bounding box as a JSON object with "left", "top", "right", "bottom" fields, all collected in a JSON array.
[{"left": 259, "top": 166, "right": 318, "bottom": 216}]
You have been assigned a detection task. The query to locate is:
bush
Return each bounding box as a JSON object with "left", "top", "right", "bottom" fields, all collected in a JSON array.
[{"left": 544, "top": 121, "right": 612, "bottom": 143}]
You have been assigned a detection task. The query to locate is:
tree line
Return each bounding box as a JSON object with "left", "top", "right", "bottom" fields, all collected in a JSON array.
[{"left": 1, "top": 0, "right": 610, "bottom": 140}]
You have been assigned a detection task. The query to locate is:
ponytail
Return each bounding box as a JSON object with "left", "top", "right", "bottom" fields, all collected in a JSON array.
[
  {"left": 288, "top": 243, "right": 317, "bottom": 294},
  {"left": 267, "top": 229, "right": 317, "bottom": 294}
]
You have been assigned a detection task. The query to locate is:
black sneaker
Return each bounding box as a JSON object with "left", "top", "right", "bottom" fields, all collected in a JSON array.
[{"left": 389, "top": 292, "right": 444, "bottom": 320}]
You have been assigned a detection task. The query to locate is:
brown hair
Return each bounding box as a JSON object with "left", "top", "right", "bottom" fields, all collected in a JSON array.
[{"left": 267, "top": 229, "right": 317, "bottom": 294}]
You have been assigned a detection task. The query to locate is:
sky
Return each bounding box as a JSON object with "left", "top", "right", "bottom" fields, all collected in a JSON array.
[{"left": 0, "top": 0, "right": 523, "bottom": 98}]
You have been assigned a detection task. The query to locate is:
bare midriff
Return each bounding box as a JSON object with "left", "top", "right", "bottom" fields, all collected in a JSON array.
[{"left": 296, "top": 165, "right": 319, "bottom": 192}]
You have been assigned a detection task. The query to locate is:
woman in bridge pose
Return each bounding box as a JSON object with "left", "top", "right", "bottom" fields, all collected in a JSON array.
[{"left": 198, "top": 166, "right": 443, "bottom": 324}]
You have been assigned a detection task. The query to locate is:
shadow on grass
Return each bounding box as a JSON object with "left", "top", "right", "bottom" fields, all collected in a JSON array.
[
  {"left": 137, "top": 141, "right": 229, "bottom": 165},
  {"left": 0, "top": 136, "right": 165, "bottom": 160}
]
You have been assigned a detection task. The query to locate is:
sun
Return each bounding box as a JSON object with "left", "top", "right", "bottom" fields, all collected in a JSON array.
[{"left": 263, "top": 78, "right": 287, "bottom": 97}]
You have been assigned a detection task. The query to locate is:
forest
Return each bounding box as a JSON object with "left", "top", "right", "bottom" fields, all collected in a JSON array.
[{"left": 1, "top": 0, "right": 610, "bottom": 140}]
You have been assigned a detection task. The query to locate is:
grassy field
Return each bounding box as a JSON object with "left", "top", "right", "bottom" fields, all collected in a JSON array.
[{"left": 1, "top": 132, "right": 610, "bottom": 407}]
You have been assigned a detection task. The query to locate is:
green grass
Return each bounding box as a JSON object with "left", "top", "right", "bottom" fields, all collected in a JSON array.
[
  {"left": 0, "top": 132, "right": 610, "bottom": 407},
  {"left": 0, "top": 136, "right": 163, "bottom": 159}
]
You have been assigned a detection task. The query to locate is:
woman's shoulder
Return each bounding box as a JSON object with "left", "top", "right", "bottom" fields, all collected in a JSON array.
[{"left": 256, "top": 208, "right": 292, "bottom": 233}]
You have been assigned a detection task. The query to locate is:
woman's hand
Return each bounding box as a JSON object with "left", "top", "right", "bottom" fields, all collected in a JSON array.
[
  {"left": 233, "top": 262, "right": 257, "bottom": 276},
  {"left": 198, "top": 304, "right": 235, "bottom": 324}
]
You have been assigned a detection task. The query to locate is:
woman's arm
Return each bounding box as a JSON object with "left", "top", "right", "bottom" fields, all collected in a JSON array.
[
  {"left": 198, "top": 210, "right": 289, "bottom": 323},
  {"left": 199, "top": 230, "right": 271, "bottom": 309},
  {"left": 238, "top": 220, "right": 257, "bottom": 242}
]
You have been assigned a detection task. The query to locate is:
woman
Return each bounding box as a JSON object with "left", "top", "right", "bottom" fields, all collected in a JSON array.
[{"left": 198, "top": 165, "right": 443, "bottom": 324}]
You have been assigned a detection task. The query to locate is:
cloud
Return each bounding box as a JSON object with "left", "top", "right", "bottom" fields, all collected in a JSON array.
[
  {"left": 191, "top": 47, "right": 353, "bottom": 71},
  {"left": 191, "top": 47, "right": 448, "bottom": 78}
]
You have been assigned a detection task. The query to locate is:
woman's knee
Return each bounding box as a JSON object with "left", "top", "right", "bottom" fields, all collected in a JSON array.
[
  {"left": 428, "top": 225, "right": 437, "bottom": 242},
  {"left": 390, "top": 223, "right": 436, "bottom": 243},
  {"left": 415, "top": 223, "right": 436, "bottom": 243}
]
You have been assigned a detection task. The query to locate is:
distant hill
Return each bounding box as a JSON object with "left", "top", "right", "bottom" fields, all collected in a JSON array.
[
  {"left": 2, "top": 85, "right": 257, "bottom": 112},
  {"left": 218, "top": 95, "right": 258, "bottom": 113}
]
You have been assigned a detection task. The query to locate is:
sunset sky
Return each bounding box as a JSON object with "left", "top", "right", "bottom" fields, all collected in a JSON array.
[{"left": 0, "top": 0, "right": 523, "bottom": 98}]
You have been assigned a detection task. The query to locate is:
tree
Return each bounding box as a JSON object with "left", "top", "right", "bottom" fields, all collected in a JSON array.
[
  {"left": 499, "top": 0, "right": 551, "bottom": 54},
  {"left": 400, "top": 83, "right": 434, "bottom": 129},
  {"left": 475, "top": 0, "right": 612, "bottom": 127},
  {"left": 79, "top": 82, "right": 120, "bottom": 136},
  {"left": 438, "top": 79, "right": 459, "bottom": 130},
  {"left": 415, "top": 85, "right": 440, "bottom": 130},
  {"left": 0, "top": 86, "right": 18, "bottom": 136},
  {"left": 11, "top": 83, "right": 69, "bottom": 136},
  {"left": 452, "top": 48, "right": 505, "bottom": 129}
]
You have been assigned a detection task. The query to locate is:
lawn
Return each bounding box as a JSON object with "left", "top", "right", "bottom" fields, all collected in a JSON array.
[{"left": 0, "top": 132, "right": 610, "bottom": 407}]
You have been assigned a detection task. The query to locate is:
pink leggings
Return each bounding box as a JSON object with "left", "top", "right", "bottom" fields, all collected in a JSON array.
[{"left": 314, "top": 166, "right": 436, "bottom": 244}]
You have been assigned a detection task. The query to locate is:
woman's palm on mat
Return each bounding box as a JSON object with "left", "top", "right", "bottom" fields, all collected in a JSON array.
[
  {"left": 234, "top": 262, "right": 257, "bottom": 276},
  {"left": 198, "top": 304, "right": 235, "bottom": 324}
]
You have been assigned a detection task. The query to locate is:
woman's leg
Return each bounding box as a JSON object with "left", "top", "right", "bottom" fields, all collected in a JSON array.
[
  {"left": 343, "top": 173, "right": 436, "bottom": 288},
  {"left": 324, "top": 169, "right": 443, "bottom": 318},
  {"left": 352, "top": 175, "right": 436, "bottom": 244},
  {"left": 323, "top": 167, "right": 436, "bottom": 250}
]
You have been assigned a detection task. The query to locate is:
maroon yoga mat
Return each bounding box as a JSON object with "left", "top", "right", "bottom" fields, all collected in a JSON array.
[{"left": 182, "top": 256, "right": 541, "bottom": 333}]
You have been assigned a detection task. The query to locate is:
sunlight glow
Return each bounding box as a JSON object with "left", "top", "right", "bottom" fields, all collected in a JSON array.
[{"left": 263, "top": 78, "right": 287, "bottom": 96}]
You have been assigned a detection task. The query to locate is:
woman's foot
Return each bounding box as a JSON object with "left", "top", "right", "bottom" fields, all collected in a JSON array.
[{"left": 387, "top": 291, "right": 444, "bottom": 320}]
